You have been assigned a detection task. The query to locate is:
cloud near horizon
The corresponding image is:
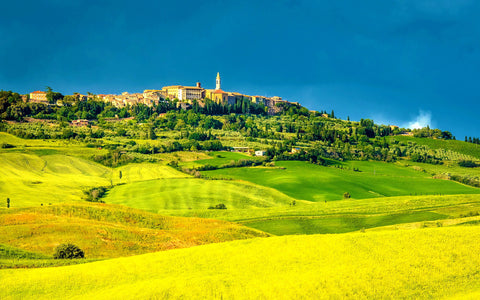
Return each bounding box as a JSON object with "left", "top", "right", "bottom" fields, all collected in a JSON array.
[{"left": 403, "top": 110, "right": 433, "bottom": 129}]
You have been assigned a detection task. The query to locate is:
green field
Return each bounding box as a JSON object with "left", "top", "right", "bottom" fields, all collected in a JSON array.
[
  {"left": 3, "top": 226, "right": 480, "bottom": 299},
  {"left": 160, "top": 193, "right": 480, "bottom": 235},
  {"left": 203, "top": 161, "right": 480, "bottom": 201},
  {"left": 0, "top": 132, "right": 109, "bottom": 159},
  {"left": 0, "top": 151, "right": 190, "bottom": 207},
  {"left": 113, "top": 163, "right": 188, "bottom": 184},
  {"left": 104, "top": 178, "right": 296, "bottom": 212},
  {"left": 0, "top": 153, "right": 111, "bottom": 206},
  {"left": 181, "top": 151, "right": 256, "bottom": 168},
  {"left": 243, "top": 211, "right": 447, "bottom": 235}
]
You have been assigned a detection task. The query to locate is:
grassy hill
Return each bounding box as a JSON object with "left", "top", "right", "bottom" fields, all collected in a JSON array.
[
  {"left": 0, "top": 202, "right": 268, "bottom": 268},
  {"left": 202, "top": 160, "right": 480, "bottom": 201},
  {"left": 104, "top": 178, "right": 296, "bottom": 211},
  {"left": 180, "top": 151, "right": 256, "bottom": 168},
  {"left": 2, "top": 226, "right": 480, "bottom": 299},
  {"left": 0, "top": 150, "right": 190, "bottom": 207},
  {"left": 0, "top": 152, "right": 111, "bottom": 206},
  {"left": 162, "top": 193, "right": 480, "bottom": 235},
  {"left": 1, "top": 132, "right": 479, "bottom": 237}
]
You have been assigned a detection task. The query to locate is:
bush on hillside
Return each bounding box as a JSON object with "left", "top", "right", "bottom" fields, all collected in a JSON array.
[
  {"left": 84, "top": 187, "right": 108, "bottom": 202},
  {"left": 53, "top": 243, "right": 85, "bottom": 259},
  {"left": 1, "top": 142, "right": 15, "bottom": 148},
  {"left": 208, "top": 203, "right": 227, "bottom": 209},
  {"left": 458, "top": 160, "right": 478, "bottom": 168},
  {"left": 92, "top": 150, "right": 139, "bottom": 167}
]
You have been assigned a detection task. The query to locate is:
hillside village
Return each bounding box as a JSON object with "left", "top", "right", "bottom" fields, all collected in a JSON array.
[{"left": 28, "top": 73, "right": 298, "bottom": 115}]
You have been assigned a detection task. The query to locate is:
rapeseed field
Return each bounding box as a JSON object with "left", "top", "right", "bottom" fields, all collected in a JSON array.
[{"left": 2, "top": 226, "right": 480, "bottom": 299}]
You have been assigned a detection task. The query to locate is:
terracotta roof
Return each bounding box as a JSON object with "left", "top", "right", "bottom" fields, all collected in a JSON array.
[
  {"left": 162, "top": 85, "right": 183, "bottom": 89},
  {"left": 182, "top": 86, "right": 204, "bottom": 90},
  {"left": 31, "top": 91, "right": 46, "bottom": 94},
  {"left": 214, "top": 89, "right": 226, "bottom": 94}
]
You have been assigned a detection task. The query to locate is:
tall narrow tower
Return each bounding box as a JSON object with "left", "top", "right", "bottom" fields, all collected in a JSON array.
[{"left": 216, "top": 72, "right": 221, "bottom": 90}]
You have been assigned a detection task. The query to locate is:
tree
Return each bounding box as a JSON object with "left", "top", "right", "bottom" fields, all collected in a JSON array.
[
  {"left": 343, "top": 192, "right": 351, "bottom": 199},
  {"left": 6, "top": 198, "right": 10, "bottom": 208},
  {"left": 147, "top": 125, "right": 157, "bottom": 140},
  {"left": 62, "top": 95, "right": 76, "bottom": 106},
  {"left": 45, "top": 86, "right": 63, "bottom": 104},
  {"left": 53, "top": 243, "right": 85, "bottom": 259}
]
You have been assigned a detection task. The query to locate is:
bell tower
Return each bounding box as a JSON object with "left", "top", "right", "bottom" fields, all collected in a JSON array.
[{"left": 216, "top": 72, "right": 221, "bottom": 90}]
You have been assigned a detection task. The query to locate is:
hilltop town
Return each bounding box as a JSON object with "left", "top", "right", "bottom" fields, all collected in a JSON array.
[{"left": 28, "top": 73, "right": 298, "bottom": 115}]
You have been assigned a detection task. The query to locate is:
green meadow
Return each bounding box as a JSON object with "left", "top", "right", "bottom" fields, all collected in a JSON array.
[
  {"left": 0, "top": 149, "right": 189, "bottom": 207},
  {"left": 180, "top": 151, "right": 255, "bottom": 168},
  {"left": 202, "top": 160, "right": 479, "bottom": 201},
  {"left": 104, "top": 178, "right": 296, "bottom": 211},
  {"left": 0, "top": 156, "right": 190, "bottom": 207},
  {"left": 242, "top": 211, "right": 446, "bottom": 235},
  {"left": 0, "top": 153, "right": 111, "bottom": 206},
  {"left": 162, "top": 193, "right": 480, "bottom": 235}
]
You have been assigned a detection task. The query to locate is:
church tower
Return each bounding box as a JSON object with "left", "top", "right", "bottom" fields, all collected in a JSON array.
[{"left": 216, "top": 72, "right": 221, "bottom": 90}]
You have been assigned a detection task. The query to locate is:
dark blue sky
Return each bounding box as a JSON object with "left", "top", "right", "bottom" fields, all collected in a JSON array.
[{"left": 1, "top": 0, "right": 479, "bottom": 138}]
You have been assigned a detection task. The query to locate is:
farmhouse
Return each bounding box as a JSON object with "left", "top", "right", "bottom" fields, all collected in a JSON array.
[
  {"left": 291, "top": 147, "right": 301, "bottom": 153},
  {"left": 232, "top": 147, "right": 250, "bottom": 153},
  {"left": 71, "top": 119, "right": 89, "bottom": 127},
  {"left": 29, "top": 91, "right": 48, "bottom": 104},
  {"left": 255, "top": 150, "right": 267, "bottom": 156}
]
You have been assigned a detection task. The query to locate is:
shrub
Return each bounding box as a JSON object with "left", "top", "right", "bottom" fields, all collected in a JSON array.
[
  {"left": 53, "top": 243, "right": 85, "bottom": 259},
  {"left": 208, "top": 203, "right": 227, "bottom": 209},
  {"left": 1, "top": 142, "right": 15, "bottom": 149},
  {"left": 458, "top": 160, "right": 478, "bottom": 168},
  {"left": 84, "top": 186, "right": 108, "bottom": 202},
  {"left": 343, "top": 192, "right": 351, "bottom": 199}
]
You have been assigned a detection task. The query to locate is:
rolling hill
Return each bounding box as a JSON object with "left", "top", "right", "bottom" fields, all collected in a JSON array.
[
  {"left": 0, "top": 202, "right": 268, "bottom": 268},
  {"left": 2, "top": 226, "right": 480, "bottom": 299},
  {"left": 0, "top": 150, "right": 190, "bottom": 207},
  {"left": 103, "top": 177, "right": 297, "bottom": 212},
  {"left": 202, "top": 160, "right": 479, "bottom": 201}
]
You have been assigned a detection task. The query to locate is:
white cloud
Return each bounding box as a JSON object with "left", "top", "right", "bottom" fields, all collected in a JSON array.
[{"left": 403, "top": 110, "right": 433, "bottom": 129}]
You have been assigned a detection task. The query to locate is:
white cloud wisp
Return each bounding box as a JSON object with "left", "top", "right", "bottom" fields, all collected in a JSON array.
[{"left": 404, "top": 110, "right": 433, "bottom": 129}]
